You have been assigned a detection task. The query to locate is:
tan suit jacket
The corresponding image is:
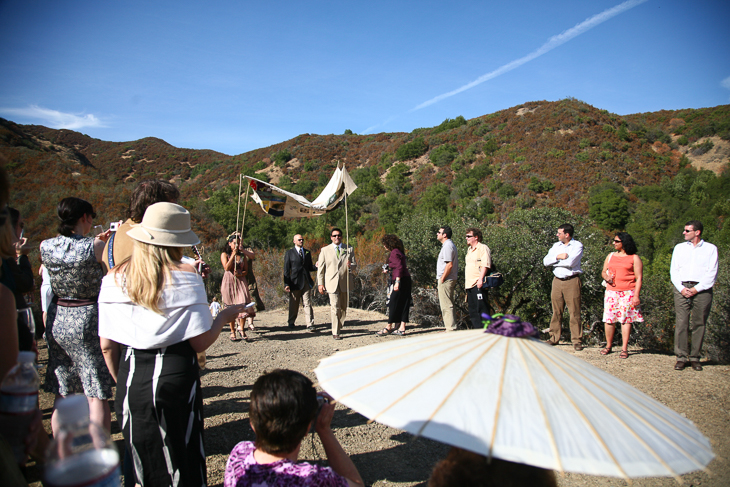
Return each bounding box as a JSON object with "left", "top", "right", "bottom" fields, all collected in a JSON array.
[{"left": 317, "top": 243, "right": 355, "bottom": 293}]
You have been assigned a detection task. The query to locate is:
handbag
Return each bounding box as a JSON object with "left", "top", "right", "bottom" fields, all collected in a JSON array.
[
  {"left": 601, "top": 252, "right": 613, "bottom": 288},
  {"left": 485, "top": 272, "right": 504, "bottom": 288}
]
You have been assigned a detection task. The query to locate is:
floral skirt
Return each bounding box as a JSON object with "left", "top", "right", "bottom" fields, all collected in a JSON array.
[{"left": 603, "top": 289, "right": 643, "bottom": 324}]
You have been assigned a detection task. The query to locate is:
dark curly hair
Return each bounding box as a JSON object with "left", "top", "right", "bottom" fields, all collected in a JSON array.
[
  {"left": 249, "top": 369, "right": 318, "bottom": 455},
  {"left": 614, "top": 232, "right": 638, "bottom": 255},
  {"left": 382, "top": 234, "right": 405, "bottom": 253}
]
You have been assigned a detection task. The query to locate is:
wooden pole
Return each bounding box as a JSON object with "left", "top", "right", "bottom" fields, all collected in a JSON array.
[{"left": 234, "top": 173, "right": 243, "bottom": 273}]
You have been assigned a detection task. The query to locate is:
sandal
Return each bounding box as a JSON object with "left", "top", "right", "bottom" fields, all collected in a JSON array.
[
  {"left": 229, "top": 333, "right": 240, "bottom": 342},
  {"left": 619, "top": 350, "right": 629, "bottom": 359},
  {"left": 393, "top": 330, "right": 406, "bottom": 336},
  {"left": 376, "top": 327, "right": 394, "bottom": 336},
  {"left": 600, "top": 348, "right": 612, "bottom": 355}
]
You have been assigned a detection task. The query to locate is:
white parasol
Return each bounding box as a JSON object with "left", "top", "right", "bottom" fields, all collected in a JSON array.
[{"left": 314, "top": 318, "right": 714, "bottom": 481}]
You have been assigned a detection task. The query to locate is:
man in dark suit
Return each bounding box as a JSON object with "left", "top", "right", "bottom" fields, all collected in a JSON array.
[{"left": 284, "top": 234, "right": 317, "bottom": 331}]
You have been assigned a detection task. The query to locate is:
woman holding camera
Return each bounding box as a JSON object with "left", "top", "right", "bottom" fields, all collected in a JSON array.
[
  {"left": 40, "top": 197, "right": 114, "bottom": 435},
  {"left": 224, "top": 369, "right": 364, "bottom": 487},
  {"left": 377, "top": 234, "right": 412, "bottom": 337},
  {"left": 98, "top": 203, "right": 251, "bottom": 487},
  {"left": 221, "top": 232, "right": 255, "bottom": 340}
]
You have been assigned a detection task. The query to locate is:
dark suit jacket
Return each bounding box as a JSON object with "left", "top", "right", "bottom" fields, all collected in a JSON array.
[{"left": 284, "top": 247, "right": 317, "bottom": 291}]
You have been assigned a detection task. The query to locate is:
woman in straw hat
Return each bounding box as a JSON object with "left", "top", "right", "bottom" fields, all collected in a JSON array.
[{"left": 98, "top": 202, "right": 251, "bottom": 487}]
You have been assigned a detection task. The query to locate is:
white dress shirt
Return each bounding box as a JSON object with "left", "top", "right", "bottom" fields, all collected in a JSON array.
[
  {"left": 670, "top": 239, "right": 718, "bottom": 293},
  {"left": 543, "top": 239, "right": 583, "bottom": 278}
]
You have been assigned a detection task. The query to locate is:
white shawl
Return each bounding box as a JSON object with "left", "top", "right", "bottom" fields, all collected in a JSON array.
[{"left": 98, "top": 270, "right": 212, "bottom": 349}]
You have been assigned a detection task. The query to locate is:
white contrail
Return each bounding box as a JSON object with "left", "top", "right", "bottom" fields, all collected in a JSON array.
[{"left": 412, "top": 0, "right": 649, "bottom": 111}]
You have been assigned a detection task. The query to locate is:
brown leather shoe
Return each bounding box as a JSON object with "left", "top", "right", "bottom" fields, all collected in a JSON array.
[
  {"left": 573, "top": 343, "right": 583, "bottom": 351},
  {"left": 690, "top": 361, "right": 703, "bottom": 371},
  {"left": 332, "top": 335, "right": 342, "bottom": 340},
  {"left": 674, "top": 361, "right": 687, "bottom": 370}
]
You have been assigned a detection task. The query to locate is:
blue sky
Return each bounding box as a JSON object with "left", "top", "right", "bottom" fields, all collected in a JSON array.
[{"left": 1, "top": 0, "right": 728, "bottom": 156}]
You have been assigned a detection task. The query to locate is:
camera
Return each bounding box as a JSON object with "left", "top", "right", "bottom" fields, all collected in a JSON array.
[
  {"left": 381, "top": 263, "right": 390, "bottom": 272},
  {"left": 109, "top": 221, "right": 120, "bottom": 232}
]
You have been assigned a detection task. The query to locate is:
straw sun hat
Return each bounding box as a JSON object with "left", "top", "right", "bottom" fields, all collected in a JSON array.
[{"left": 126, "top": 202, "right": 200, "bottom": 247}]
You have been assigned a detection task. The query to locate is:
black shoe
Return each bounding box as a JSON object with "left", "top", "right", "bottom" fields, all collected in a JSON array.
[
  {"left": 288, "top": 323, "right": 295, "bottom": 329},
  {"left": 674, "top": 361, "right": 687, "bottom": 370},
  {"left": 690, "top": 361, "right": 703, "bottom": 371}
]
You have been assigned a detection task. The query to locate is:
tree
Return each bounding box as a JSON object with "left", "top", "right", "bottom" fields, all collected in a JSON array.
[
  {"left": 395, "top": 137, "right": 428, "bottom": 161},
  {"left": 429, "top": 144, "right": 459, "bottom": 167},
  {"left": 418, "top": 183, "right": 451, "bottom": 216}
]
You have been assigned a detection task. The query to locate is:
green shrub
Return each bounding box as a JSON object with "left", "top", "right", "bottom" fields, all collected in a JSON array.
[
  {"left": 677, "top": 135, "right": 689, "bottom": 146},
  {"left": 601, "top": 141, "right": 615, "bottom": 151},
  {"left": 483, "top": 137, "right": 499, "bottom": 155},
  {"left": 431, "top": 116, "right": 467, "bottom": 135},
  {"left": 395, "top": 137, "right": 428, "bottom": 161},
  {"left": 429, "top": 144, "right": 459, "bottom": 167},
  {"left": 527, "top": 177, "right": 555, "bottom": 193},
  {"left": 579, "top": 138, "right": 592, "bottom": 149},
  {"left": 690, "top": 140, "right": 714, "bottom": 155},
  {"left": 497, "top": 184, "right": 516, "bottom": 199},
  {"left": 273, "top": 149, "right": 292, "bottom": 166},
  {"left": 602, "top": 124, "right": 616, "bottom": 133},
  {"left": 474, "top": 124, "right": 492, "bottom": 137}
]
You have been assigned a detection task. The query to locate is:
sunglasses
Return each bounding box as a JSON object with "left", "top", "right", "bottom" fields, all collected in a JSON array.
[
  {"left": 331, "top": 234, "right": 342, "bottom": 238},
  {"left": 613, "top": 240, "right": 621, "bottom": 243},
  {"left": 465, "top": 235, "right": 474, "bottom": 239}
]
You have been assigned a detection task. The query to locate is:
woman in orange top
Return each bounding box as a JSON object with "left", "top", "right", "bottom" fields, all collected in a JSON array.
[{"left": 600, "top": 232, "right": 643, "bottom": 359}]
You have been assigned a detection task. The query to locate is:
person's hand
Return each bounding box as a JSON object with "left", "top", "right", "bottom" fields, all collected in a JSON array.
[
  {"left": 318, "top": 284, "right": 325, "bottom": 295},
  {"left": 314, "top": 392, "right": 335, "bottom": 436},
  {"left": 681, "top": 287, "right": 697, "bottom": 298},
  {"left": 95, "top": 229, "right": 113, "bottom": 243},
  {"left": 631, "top": 295, "right": 641, "bottom": 307},
  {"left": 394, "top": 282, "right": 400, "bottom": 292},
  {"left": 15, "top": 237, "right": 31, "bottom": 256},
  {"left": 284, "top": 285, "right": 290, "bottom": 293},
  {"left": 218, "top": 303, "right": 249, "bottom": 322},
  {"left": 556, "top": 253, "right": 568, "bottom": 260}
]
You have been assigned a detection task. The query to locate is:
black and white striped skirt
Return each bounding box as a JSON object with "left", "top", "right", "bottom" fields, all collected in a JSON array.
[{"left": 115, "top": 341, "right": 206, "bottom": 487}]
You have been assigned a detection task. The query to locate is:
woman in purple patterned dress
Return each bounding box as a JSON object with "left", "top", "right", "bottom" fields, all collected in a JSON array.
[{"left": 224, "top": 369, "right": 364, "bottom": 487}]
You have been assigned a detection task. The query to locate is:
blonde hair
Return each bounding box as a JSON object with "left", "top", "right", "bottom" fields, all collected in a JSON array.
[{"left": 115, "top": 240, "right": 184, "bottom": 314}]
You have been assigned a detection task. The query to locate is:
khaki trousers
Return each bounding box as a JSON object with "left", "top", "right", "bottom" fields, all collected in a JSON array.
[
  {"left": 438, "top": 279, "right": 458, "bottom": 331},
  {"left": 673, "top": 287, "right": 712, "bottom": 362},
  {"left": 328, "top": 291, "right": 348, "bottom": 336},
  {"left": 549, "top": 276, "right": 582, "bottom": 345},
  {"left": 288, "top": 285, "right": 314, "bottom": 328}
]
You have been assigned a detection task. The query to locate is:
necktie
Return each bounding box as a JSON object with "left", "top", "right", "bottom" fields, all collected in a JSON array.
[
  {"left": 336, "top": 246, "right": 341, "bottom": 259},
  {"left": 299, "top": 248, "right": 304, "bottom": 260}
]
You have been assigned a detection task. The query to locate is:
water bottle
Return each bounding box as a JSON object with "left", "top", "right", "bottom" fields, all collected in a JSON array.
[
  {"left": 45, "top": 394, "right": 121, "bottom": 487},
  {"left": 0, "top": 350, "right": 40, "bottom": 464}
]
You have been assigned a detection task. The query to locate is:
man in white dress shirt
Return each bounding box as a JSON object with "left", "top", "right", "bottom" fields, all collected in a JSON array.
[
  {"left": 670, "top": 220, "right": 718, "bottom": 371},
  {"left": 543, "top": 223, "right": 584, "bottom": 350}
]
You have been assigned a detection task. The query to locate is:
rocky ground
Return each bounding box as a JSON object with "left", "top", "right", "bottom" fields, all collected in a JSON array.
[{"left": 28, "top": 306, "right": 730, "bottom": 487}]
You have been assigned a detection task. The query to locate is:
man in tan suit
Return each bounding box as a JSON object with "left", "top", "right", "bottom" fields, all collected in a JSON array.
[{"left": 317, "top": 228, "right": 356, "bottom": 340}]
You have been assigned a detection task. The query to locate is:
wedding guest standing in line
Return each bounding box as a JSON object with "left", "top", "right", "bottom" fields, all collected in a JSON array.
[
  {"left": 600, "top": 232, "right": 643, "bottom": 359},
  {"left": 670, "top": 220, "right": 718, "bottom": 371},
  {"left": 543, "top": 224, "right": 584, "bottom": 351}
]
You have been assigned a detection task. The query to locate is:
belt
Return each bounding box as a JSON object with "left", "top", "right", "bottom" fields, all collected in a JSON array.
[
  {"left": 556, "top": 274, "right": 579, "bottom": 281},
  {"left": 681, "top": 281, "right": 699, "bottom": 287},
  {"left": 52, "top": 296, "right": 97, "bottom": 307}
]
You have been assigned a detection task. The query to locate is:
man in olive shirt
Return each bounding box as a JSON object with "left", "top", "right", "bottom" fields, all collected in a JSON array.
[{"left": 464, "top": 227, "right": 491, "bottom": 329}]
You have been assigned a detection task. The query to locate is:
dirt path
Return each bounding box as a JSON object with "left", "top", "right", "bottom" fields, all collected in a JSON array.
[{"left": 30, "top": 306, "right": 730, "bottom": 486}]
